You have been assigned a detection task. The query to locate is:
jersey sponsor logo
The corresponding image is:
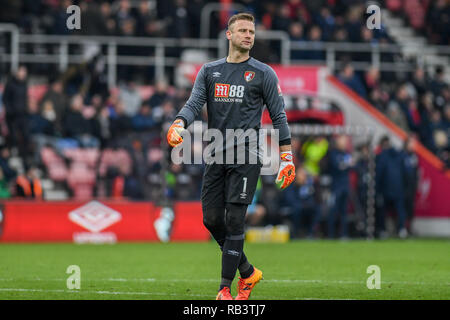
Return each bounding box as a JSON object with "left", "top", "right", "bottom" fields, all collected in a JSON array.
[
  {"left": 214, "top": 83, "right": 230, "bottom": 97},
  {"left": 244, "top": 71, "right": 255, "bottom": 82},
  {"left": 212, "top": 71, "right": 221, "bottom": 78},
  {"left": 214, "top": 83, "right": 245, "bottom": 102}
]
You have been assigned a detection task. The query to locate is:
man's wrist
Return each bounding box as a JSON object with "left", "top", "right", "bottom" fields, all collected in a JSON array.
[
  {"left": 174, "top": 118, "right": 185, "bottom": 128},
  {"left": 280, "top": 151, "right": 293, "bottom": 162}
]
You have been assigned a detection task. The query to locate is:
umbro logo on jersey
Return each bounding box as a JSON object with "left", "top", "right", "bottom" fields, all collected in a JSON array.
[
  {"left": 212, "top": 72, "right": 221, "bottom": 78},
  {"left": 244, "top": 71, "right": 255, "bottom": 82}
]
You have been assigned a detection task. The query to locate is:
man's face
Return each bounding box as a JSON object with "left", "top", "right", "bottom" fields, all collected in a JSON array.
[
  {"left": 17, "top": 66, "right": 27, "bottom": 81},
  {"left": 227, "top": 19, "right": 255, "bottom": 52}
]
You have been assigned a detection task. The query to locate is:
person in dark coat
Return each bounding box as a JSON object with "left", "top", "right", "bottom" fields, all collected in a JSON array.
[
  {"left": 401, "top": 137, "right": 419, "bottom": 234},
  {"left": 2, "top": 66, "right": 29, "bottom": 155},
  {"left": 281, "top": 166, "right": 321, "bottom": 238},
  {"left": 327, "top": 135, "right": 354, "bottom": 239},
  {"left": 375, "top": 136, "right": 408, "bottom": 238}
]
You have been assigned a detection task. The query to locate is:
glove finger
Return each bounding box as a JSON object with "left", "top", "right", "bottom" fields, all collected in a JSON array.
[{"left": 168, "top": 130, "right": 183, "bottom": 147}]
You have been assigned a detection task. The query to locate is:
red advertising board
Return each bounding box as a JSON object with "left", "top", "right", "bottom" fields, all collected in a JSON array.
[
  {"left": 271, "top": 65, "right": 320, "bottom": 96},
  {"left": 184, "top": 64, "right": 321, "bottom": 96},
  {"left": 0, "top": 200, "right": 210, "bottom": 243},
  {"left": 415, "top": 156, "right": 450, "bottom": 218}
]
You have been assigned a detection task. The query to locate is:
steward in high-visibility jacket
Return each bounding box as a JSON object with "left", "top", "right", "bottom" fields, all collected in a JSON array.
[{"left": 15, "top": 169, "right": 42, "bottom": 199}]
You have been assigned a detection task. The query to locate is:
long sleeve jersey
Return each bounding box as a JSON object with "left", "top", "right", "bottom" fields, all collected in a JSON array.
[{"left": 176, "top": 57, "right": 291, "bottom": 163}]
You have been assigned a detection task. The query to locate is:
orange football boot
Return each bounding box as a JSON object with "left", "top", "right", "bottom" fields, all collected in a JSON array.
[
  {"left": 235, "top": 267, "right": 263, "bottom": 300},
  {"left": 216, "top": 287, "right": 233, "bottom": 300}
]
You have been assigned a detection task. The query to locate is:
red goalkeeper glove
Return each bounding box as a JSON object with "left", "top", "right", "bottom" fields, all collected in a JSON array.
[{"left": 275, "top": 151, "right": 295, "bottom": 189}]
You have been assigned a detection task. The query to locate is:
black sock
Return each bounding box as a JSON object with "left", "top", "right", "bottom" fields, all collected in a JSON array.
[
  {"left": 219, "top": 278, "right": 232, "bottom": 291},
  {"left": 221, "top": 234, "right": 244, "bottom": 289},
  {"left": 239, "top": 258, "right": 254, "bottom": 279}
]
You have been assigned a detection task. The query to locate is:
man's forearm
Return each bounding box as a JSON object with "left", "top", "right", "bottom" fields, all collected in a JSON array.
[{"left": 280, "top": 144, "right": 292, "bottom": 152}]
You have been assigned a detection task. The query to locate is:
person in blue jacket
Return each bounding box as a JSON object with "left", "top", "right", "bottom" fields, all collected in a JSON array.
[
  {"left": 375, "top": 136, "right": 408, "bottom": 238},
  {"left": 327, "top": 135, "right": 354, "bottom": 239}
]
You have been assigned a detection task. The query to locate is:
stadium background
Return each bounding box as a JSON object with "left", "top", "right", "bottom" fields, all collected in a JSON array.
[
  {"left": 0, "top": 0, "right": 450, "bottom": 242},
  {"left": 0, "top": 0, "right": 449, "bottom": 301}
]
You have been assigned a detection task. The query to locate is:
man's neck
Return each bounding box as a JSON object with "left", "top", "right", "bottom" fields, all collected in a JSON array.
[{"left": 226, "top": 48, "right": 250, "bottom": 63}]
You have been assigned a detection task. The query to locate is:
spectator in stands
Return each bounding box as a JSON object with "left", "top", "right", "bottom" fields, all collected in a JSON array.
[
  {"left": 443, "top": 105, "right": 450, "bottom": 141},
  {"left": 64, "top": 94, "right": 100, "bottom": 148},
  {"left": 2, "top": 66, "right": 29, "bottom": 155},
  {"left": 410, "top": 67, "right": 429, "bottom": 97},
  {"left": 272, "top": 4, "right": 292, "bottom": 33},
  {"left": 0, "top": 167, "right": 11, "bottom": 199},
  {"left": 314, "top": 7, "right": 335, "bottom": 41},
  {"left": 168, "top": 0, "right": 190, "bottom": 38},
  {"left": 430, "top": 66, "right": 447, "bottom": 97},
  {"left": 354, "top": 27, "right": 375, "bottom": 62},
  {"left": 368, "top": 88, "right": 387, "bottom": 112},
  {"left": 332, "top": 27, "right": 353, "bottom": 62},
  {"left": 434, "top": 130, "right": 450, "bottom": 168},
  {"left": 401, "top": 137, "right": 419, "bottom": 234},
  {"left": 114, "top": 0, "right": 133, "bottom": 31},
  {"left": 281, "top": 166, "right": 320, "bottom": 238},
  {"left": 51, "top": 0, "right": 75, "bottom": 35},
  {"left": 375, "top": 136, "right": 408, "bottom": 239},
  {"left": 406, "top": 99, "right": 421, "bottom": 133},
  {"left": 327, "top": 135, "right": 354, "bottom": 239},
  {"left": 108, "top": 161, "right": 144, "bottom": 200},
  {"left": 364, "top": 67, "right": 380, "bottom": 94},
  {"left": 418, "top": 91, "right": 436, "bottom": 150},
  {"left": 39, "top": 78, "right": 67, "bottom": 135},
  {"left": 338, "top": 63, "right": 367, "bottom": 98},
  {"left": 100, "top": 2, "right": 118, "bottom": 36},
  {"left": 289, "top": 22, "right": 305, "bottom": 60},
  {"left": 145, "top": 80, "right": 169, "bottom": 109},
  {"left": 386, "top": 102, "right": 409, "bottom": 132},
  {"left": 435, "top": 85, "right": 450, "bottom": 113},
  {"left": 135, "top": 0, "right": 157, "bottom": 37},
  {"left": 27, "top": 97, "right": 54, "bottom": 136},
  {"left": 0, "top": 146, "right": 17, "bottom": 183},
  {"left": 15, "top": 166, "right": 42, "bottom": 199},
  {"left": 355, "top": 143, "right": 371, "bottom": 218},
  {"left": 426, "top": 0, "right": 450, "bottom": 45},
  {"left": 301, "top": 136, "right": 329, "bottom": 177},
  {"left": 119, "top": 81, "right": 142, "bottom": 117},
  {"left": 131, "top": 103, "right": 155, "bottom": 132},
  {"left": 300, "top": 25, "right": 325, "bottom": 61},
  {"left": 108, "top": 100, "right": 132, "bottom": 140},
  {"left": 344, "top": 5, "right": 364, "bottom": 42},
  {"left": 153, "top": 99, "right": 177, "bottom": 126}
]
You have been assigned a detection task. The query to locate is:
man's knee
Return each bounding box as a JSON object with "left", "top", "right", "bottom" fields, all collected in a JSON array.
[
  {"left": 202, "top": 207, "right": 225, "bottom": 231},
  {"left": 225, "top": 202, "right": 248, "bottom": 235}
]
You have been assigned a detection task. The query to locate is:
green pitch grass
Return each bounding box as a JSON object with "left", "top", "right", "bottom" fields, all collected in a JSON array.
[{"left": 0, "top": 239, "right": 449, "bottom": 300}]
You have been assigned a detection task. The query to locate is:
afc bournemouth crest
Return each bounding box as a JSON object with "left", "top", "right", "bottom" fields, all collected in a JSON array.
[{"left": 244, "top": 71, "right": 255, "bottom": 82}]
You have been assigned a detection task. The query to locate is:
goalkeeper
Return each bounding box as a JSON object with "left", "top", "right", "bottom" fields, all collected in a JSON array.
[{"left": 167, "top": 13, "right": 295, "bottom": 300}]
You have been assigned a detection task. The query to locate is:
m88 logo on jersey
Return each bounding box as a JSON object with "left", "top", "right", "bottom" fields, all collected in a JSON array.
[{"left": 214, "top": 83, "right": 245, "bottom": 98}]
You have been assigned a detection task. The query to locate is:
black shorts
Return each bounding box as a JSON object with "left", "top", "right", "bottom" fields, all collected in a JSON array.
[{"left": 201, "top": 163, "right": 262, "bottom": 208}]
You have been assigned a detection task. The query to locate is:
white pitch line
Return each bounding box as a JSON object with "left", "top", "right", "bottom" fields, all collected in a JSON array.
[
  {"left": 0, "top": 278, "right": 447, "bottom": 286},
  {"left": 0, "top": 288, "right": 213, "bottom": 298}
]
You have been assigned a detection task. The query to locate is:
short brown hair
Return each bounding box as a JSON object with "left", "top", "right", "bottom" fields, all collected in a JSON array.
[{"left": 227, "top": 13, "right": 255, "bottom": 30}]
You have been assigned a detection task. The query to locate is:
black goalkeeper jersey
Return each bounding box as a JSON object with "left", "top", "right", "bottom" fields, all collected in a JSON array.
[{"left": 176, "top": 57, "right": 291, "bottom": 163}]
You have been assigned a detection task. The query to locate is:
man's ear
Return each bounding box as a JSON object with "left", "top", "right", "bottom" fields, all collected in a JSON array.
[{"left": 226, "top": 29, "right": 232, "bottom": 40}]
